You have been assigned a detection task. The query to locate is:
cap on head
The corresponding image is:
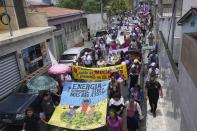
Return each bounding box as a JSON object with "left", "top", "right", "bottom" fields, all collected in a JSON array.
[
  {"left": 134, "top": 59, "right": 138, "bottom": 63},
  {"left": 151, "top": 62, "right": 156, "bottom": 67}
]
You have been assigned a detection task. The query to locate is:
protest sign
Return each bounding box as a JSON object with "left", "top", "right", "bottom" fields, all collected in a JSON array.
[
  {"left": 48, "top": 81, "right": 109, "bottom": 130},
  {"left": 60, "top": 81, "right": 109, "bottom": 106},
  {"left": 71, "top": 64, "right": 128, "bottom": 81},
  {"left": 109, "top": 47, "right": 129, "bottom": 54}
]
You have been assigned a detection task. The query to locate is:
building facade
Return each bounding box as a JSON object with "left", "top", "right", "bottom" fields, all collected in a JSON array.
[
  {"left": 177, "top": 7, "right": 197, "bottom": 131},
  {"left": 0, "top": 0, "right": 54, "bottom": 99},
  {"left": 156, "top": 0, "right": 183, "bottom": 64},
  {"left": 27, "top": 5, "right": 88, "bottom": 60}
]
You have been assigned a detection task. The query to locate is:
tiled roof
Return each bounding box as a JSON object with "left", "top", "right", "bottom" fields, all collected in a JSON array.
[
  {"left": 177, "top": 7, "right": 197, "bottom": 25},
  {"left": 34, "top": 6, "right": 83, "bottom": 19}
]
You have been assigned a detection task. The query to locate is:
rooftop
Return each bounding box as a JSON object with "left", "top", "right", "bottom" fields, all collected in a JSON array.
[
  {"left": 0, "top": 27, "right": 54, "bottom": 47},
  {"left": 177, "top": 7, "right": 197, "bottom": 25},
  {"left": 32, "top": 6, "right": 83, "bottom": 19}
]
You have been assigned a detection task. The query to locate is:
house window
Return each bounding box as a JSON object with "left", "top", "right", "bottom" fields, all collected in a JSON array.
[
  {"left": 22, "top": 44, "right": 44, "bottom": 74},
  {"left": 190, "top": 21, "right": 195, "bottom": 27},
  {"left": 161, "top": 0, "right": 182, "bottom": 17}
]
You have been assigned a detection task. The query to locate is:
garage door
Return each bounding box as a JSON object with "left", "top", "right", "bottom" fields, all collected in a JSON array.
[{"left": 0, "top": 53, "right": 21, "bottom": 99}]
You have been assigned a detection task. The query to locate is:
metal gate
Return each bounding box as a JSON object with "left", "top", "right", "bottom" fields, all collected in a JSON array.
[{"left": 0, "top": 53, "right": 21, "bottom": 100}]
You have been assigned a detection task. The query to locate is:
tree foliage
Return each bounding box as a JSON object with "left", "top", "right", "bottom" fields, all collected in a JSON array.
[
  {"left": 58, "top": 0, "right": 129, "bottom": 15},
  {"left": 58, "top": 0, "right": 84, "bottom": 10},
  {"left": 107, "top": 0, "right": 129, "bottom": 16},
  {"left": 58, "top": 0, "right": 100, "bottom": 13},
  {"left": 82, "top": 0, "right": 100, "bottom": 13}
]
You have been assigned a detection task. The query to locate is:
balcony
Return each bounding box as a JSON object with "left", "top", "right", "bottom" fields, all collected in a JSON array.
[{"left": 0, "top": 27, "right": 54, "bottom": 46}]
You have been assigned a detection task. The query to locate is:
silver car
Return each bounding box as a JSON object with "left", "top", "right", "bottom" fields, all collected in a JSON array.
[{"left": 60, "top": 47, "right": 93, "bottom": 65}]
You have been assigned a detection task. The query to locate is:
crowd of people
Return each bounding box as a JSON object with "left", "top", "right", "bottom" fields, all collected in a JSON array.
[{"left": 21, "top": 2, "right": 164, "bottom": 131}]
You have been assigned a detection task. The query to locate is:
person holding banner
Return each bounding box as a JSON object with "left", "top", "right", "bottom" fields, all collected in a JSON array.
[
  {"left": 107, "top": 109, "right": 124, "bottom": 131},
  {"left": 109, "top": 77, "right": 121, "bottom": 99},
  {"left": 97, "top": 57, "right": 106, "bottom": 67}
]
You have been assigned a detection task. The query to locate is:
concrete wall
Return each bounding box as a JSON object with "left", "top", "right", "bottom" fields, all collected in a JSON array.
[
  {"left": 85, "top": 13, "right": 107, "bottom": 35},
  {"left": 0, "top": 0, "right": 19, "bottom": 31},
  {"left": 0, "top": 7, "right": 8, "bottom": 30},
  {"left": 179, "top": 63, "right": 197, "bottom": 131},
  {"left": 182, "top": 16, "right": 197, "bottom": 33},
  {"left": 159, "top": 17, "right": 182, "bottom": 63},
  {"left": 5, "top": 0, "right": 19, "bottom": 30},
  {"left": 26, "top": 12, "right": 48, "bottom": 27},
  {"left": 0, "top": 30, "right": 53, "bottom": 78},
  {"left": 159, "top": 35, "right": 182, "bottom": 131}
]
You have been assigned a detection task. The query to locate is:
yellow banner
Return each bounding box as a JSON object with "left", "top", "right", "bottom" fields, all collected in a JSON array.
[
  {"left": 48, "top": 99, "right": 108, "bottom": 130},
  {"left": 71, "top": 64, "right": 128, "bottom": 80}
]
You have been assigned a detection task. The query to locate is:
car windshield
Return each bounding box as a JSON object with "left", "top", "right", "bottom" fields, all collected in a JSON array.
[
  {"left": 61, "top": 54, "right": 77, "bottom": 60},
  {"left": 96, "top": 31, "right": 107, "bottom": 37}
]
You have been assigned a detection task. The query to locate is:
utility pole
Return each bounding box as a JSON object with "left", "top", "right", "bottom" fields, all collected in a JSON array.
[{"left": 2, "top": 0, "right": 13, "bottom": 36}]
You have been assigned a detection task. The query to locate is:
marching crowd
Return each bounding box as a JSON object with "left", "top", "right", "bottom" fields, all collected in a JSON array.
[{"left": 22, "top": 2, "right": 164, "bottom": 131}]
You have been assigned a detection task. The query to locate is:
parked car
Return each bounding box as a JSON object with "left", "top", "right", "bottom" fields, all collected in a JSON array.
[
  {"left": 60, "top": 47, "right": 94, "bottom": 65},
  {"left": 95, "top": 30, "right": 108, "bottom": 38},
  {"left": 0, "top": 84, "right": 39, "bottom": 125}
]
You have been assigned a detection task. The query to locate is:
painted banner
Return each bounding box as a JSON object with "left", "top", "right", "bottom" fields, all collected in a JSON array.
[
  {"left": 109, "top": 47, "right": 129, "bottom": 54},
  {"left": 71, "top": 64, "right": 128, "bottom": 81},
  {"left": 48, "top": 81, "right": 109, "bottom": 130},
  {"left": 60, "top": 81, "right": 109, "bottom": 106}
]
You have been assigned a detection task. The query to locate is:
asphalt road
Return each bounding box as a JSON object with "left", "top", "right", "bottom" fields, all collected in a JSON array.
[{"left": 2, "top": 41, "right": 147, "bottom": 131}]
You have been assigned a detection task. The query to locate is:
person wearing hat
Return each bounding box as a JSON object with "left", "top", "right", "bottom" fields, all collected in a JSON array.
[
  {"left": 145, "top": 72, "right": 163, "bottom": 117},
  {"left": 147, "top": 62, "right": 159, "bottom": 81},
  {"left": 97, "top": 57, "right": 106, "bottom": 67},
  {"left": 132, "top": 59, "right": 141, "bottom": 74}
]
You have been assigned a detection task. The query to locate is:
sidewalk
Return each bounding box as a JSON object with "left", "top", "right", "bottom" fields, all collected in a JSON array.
[{"left": 145, "top": 38, "right": 180, "bottom": 131}]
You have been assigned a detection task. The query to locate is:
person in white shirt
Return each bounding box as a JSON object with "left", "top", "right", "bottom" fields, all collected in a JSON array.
[
  {"left": 109, "top": 93, "right": 124, "bottom": 116},
  {"left": 82, "top": 52, "right": 93, "bottom": 67},
  {"left": 97, "top": 57, "right": 106, "bottom": 67}
]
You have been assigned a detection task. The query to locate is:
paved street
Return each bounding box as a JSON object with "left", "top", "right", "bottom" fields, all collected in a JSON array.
[{"left": 1, "top": 0, "right": 196, "bottom": 131}]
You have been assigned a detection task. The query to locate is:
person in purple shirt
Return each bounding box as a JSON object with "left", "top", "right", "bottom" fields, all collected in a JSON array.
[{"left": 107, "top": 109, "right": 124, "bottom": 131}]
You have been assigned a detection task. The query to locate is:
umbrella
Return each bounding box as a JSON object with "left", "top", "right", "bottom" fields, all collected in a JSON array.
[
  {"left": 27, "top": 75, "right": 57, "bottom": 92},
  {"left": 48, "top": 64, "right": 71, "bottom": 75}
]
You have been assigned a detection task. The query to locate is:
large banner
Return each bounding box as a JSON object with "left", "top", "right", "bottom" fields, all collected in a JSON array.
[
  {"left": 71, "top": 64, "right": 128, "bottom": 81},
  {"left": 48, "top": 81, "right": 109, "bottom": 130},
  {"left": 109, "top": 47, "right": 129, "bottom": 54}
]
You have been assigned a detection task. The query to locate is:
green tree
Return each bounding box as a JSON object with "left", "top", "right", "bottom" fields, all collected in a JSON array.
[
  {"left": 58, "top": 0, "right": 84, "bottom": 10},
  {"left": 82, "top": 0, "right": 100, "bottom": 13},
  {"left": 107, "top": 0, "right": 129, "bottom": 15}
]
